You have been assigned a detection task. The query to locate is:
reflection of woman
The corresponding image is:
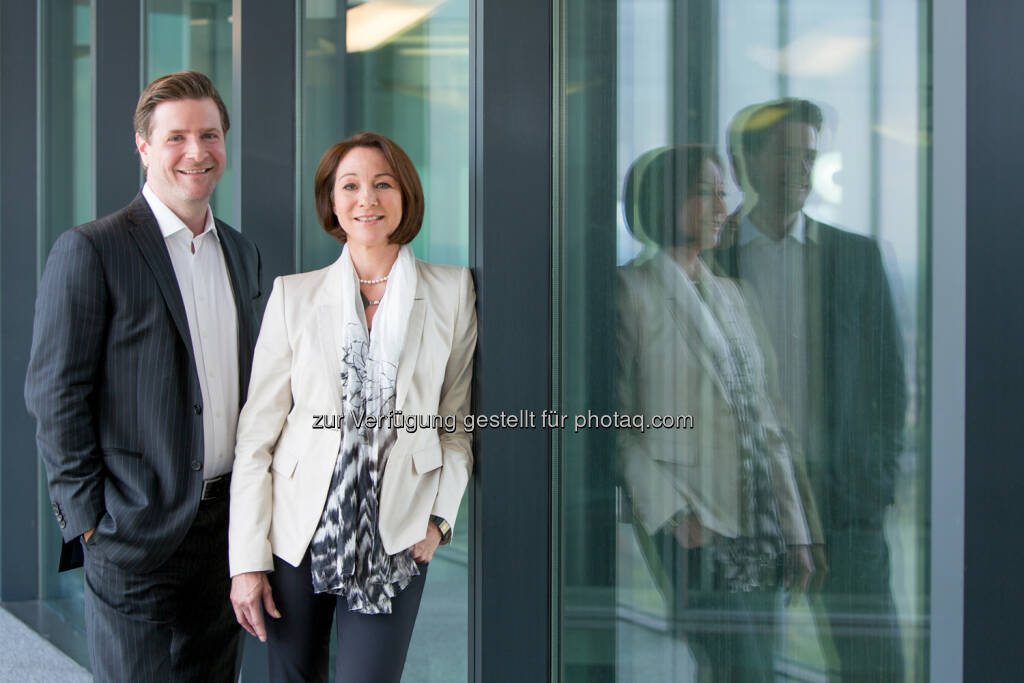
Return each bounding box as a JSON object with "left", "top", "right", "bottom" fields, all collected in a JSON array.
[
  {"left": 617, "top": 145, "right": 812, "bottom": 681},
  {"left": 228, "top": 132, "right": 476, "bottom": 682}
]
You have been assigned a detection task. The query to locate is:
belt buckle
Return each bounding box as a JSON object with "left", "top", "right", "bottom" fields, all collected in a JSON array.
[{"left": 201, "top": 475, "right": 226, "bottom": 501}]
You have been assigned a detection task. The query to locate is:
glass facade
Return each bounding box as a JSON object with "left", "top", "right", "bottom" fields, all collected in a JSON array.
[
  {"left": 29, "top": 2, "right": 471, "bottom": 679},
  {"left": 6, "top": 0, "right": 991, "bottom": 680},
  {"left": 299, "top": 0, "right": 470, "bottom": 271},
  {"left": 147, "top": 0, "right": 235, "bottom": 224},
  {"left": 298, "top": 2, "right": 470, "bottom": 680},
  {"left": 555, "top": 1, "right": 932, "bottom": 681},
  {"left": 37, "top": 0, "right": 93, "bottom": 626}
]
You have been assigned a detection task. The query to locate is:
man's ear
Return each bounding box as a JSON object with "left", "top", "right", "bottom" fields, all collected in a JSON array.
[{"left": 135, "top": 132, "right": 149, "bottom": 168}]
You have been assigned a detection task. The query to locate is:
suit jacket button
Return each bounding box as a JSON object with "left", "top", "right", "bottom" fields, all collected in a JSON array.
[
  {"left": 193, "top": 404, "right": 202, "bottom": 415},
  {"left": 191, "top": 460, "right": 202, "bottom": 471},
  {"left": 58, "top": 519, "right": 66, "bottom": 529}
]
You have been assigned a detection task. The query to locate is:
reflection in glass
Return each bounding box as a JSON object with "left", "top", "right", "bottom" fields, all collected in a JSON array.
[
  {"left": 38, "top": 0, "right": 93, "bottom": 628},
  {"left": 299, "top": 0, "right": 469, "bottom": 272},
  {"left": 556, "top": 1, "right": 930, "bottom": 681},
  {"left": 617, "top": 145, "right": 815, "bottom": 682},
  {"left": 146, "top": 0, "right": 235, "bottom": 224},
  {"left": 299, "top": 2, "right": 470, "bottom": 680},
  {"left": 710, "top": 98, "right": 908, "bottom": 682}
]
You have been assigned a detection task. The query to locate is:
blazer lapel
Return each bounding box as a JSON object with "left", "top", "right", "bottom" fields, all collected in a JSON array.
[
  {"left": 664, "top": 295, "right": 731, "bottom": 401},
  {"left": 217, "top": 223, "right": 257, "bottom": 398},
  {"left": 125, "top": 195, "right": 194, "bottom": 355},
  {"left": 645, "top": 258, "right": 731, "bottom": 401},
  {"left": 316, "top": 258, "right": 346, "bottom": 416},
  {"left": 395, "top": 297, "right": 426, "bottom": 411}
]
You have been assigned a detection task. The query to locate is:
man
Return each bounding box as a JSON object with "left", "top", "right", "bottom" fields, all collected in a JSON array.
[
  {"left": 706, "top": 98, "right": 908, "bottom": 682},
  {"left": 25, "top": 70, "right": 261, "bottom": 682}
]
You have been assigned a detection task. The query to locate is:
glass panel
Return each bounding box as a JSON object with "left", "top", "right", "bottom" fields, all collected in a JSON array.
[
  {"left": 298, "top": 1, "right": 470, "bottom": 680},
  {"left": 37, "top": 0, "right": 93, "bottom": 627},
  {"left": 555, "top": 1, "right": 932, "bottom": 681},
  {"left": 146, "top": 0, "right": 235, "bottom": 225},
  {"left": 299, "top": 0, "right": 470, "bottom": 271}
]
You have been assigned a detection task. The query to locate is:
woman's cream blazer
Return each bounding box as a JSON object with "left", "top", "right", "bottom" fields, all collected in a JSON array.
[
  {"left": 228, "top": 255, "right": 477, "bottom": 576},
  {"left": 616, "top": 254, "right": 810, "bottom": 545}
]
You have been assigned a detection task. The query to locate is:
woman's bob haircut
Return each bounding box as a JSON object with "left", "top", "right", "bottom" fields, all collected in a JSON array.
[{"left": 314, "top": 132, "right": 425, "bottom": 245}]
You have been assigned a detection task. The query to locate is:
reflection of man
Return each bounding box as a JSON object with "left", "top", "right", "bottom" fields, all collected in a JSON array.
[
  {"left": 25, "top": 71, "right": 261, "bottom": 682},
  {"left": 706, "top": 98, "right": 907, "bottom": 682}
]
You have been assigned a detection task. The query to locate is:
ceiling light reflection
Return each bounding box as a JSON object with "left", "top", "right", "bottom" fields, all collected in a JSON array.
[{"left": 347, "top": 0, "right": 444, "bottom": 53}]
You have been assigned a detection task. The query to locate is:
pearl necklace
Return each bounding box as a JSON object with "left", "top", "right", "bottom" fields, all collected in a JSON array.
[{"left": 358, "top": 275, "right": 389, "bottom": 284}]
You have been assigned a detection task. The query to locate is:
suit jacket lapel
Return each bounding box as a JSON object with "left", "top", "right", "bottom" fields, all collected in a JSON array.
[
  {"left": 125, "top": 194, "right": 195, "bottom": 356},
  {"left": 217, "top": 223, "right": 256, "bottom": 399}
]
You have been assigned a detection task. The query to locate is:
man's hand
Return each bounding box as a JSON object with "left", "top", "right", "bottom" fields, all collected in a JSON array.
[
  {"left": 784, "top": 545, "right": 815, "bottom": 603},
  {"left": 82, "top": 528, "right": 95, "bottom": 543},
  {"left": 409, "top": 522, "right": 442, "bottom": 564},
  {"left": 230, "top": 572, "right": 280, "bottom": 642}
]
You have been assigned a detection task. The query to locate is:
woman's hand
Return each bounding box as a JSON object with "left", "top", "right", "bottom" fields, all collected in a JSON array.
[
  {"left": 809, "top": 543, "right": 829, "bottom": 592},
  {"left": 409, "top": 522, "right": 443, "bottom": 563},
  {"left": 230, "top": 571, "right": 281, "bottom": 642},
  {"left": 784, "top": 544, "right": 815, "bottom": 603},
  {"left": 672, "top": 513, "right": 712, "bottom": 548}
]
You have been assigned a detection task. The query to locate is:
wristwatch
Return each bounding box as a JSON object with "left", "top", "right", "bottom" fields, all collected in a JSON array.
[{"left": 429, "top": 515, "right": 452, "bottom": 544}]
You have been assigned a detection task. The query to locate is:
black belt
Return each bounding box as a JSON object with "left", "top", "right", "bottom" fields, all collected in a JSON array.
[{"left": 201, "top": 473, "right": 231, "bottom": 501}]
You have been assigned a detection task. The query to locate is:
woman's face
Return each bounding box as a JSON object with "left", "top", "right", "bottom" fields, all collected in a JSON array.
[
  {"left": 332, "top": 145, "right": 403, "bottom": 249},
  {"left": 677, "top": 159, "right": 728, "bottom": 251}
]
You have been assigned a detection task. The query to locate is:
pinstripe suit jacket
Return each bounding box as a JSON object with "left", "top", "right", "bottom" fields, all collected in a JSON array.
[
  {"left": 704, "top": 214, "right": 906, "bottom": 529},
  {"left": 25, "top": 194, "right": 262, "bottom": 573}
]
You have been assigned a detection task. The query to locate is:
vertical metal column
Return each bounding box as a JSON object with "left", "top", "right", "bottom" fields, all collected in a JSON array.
[
  {"left": 232, "top": 0, "right": 297, "bottom": 294},
  {"left": 0, "top": 0, "right": 41, "bottom": 602},
  {"left": 233, "top": 4, "right": 297, "bottom": 679},
  {"left": 964, "top": 0, "right": 1024, "bottom": 679},
  {"left": 470, "top": 0, "right": 553, "bottom": 680},
  {"left": 93, "top": 0, "right": 143, "bottom": 217}
]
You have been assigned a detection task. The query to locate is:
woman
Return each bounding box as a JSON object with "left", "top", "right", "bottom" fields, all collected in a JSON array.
[
  {"left": 228, "top": 132, "right": 476, "bottom": 682},
  {"left": 617, "top": 145, "right": 816, "bottom": 681}
]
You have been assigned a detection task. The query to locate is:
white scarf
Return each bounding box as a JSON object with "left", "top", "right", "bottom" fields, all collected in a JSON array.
[
  {"left": 309, "top": 244, "right": 420, "bottom": 614},
  {"left": 653, "top": 251, "right": 785, "bottom": 591}
]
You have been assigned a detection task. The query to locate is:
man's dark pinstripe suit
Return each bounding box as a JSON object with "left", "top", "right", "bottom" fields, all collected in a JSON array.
[{"left": 25, "top": 193, "right": 262, "bottom": 681}]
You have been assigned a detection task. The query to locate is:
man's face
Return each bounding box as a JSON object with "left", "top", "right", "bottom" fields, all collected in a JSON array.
[
  {"left": 747, "top": 120, "right": 818, "bottom": 215},
  {"left": 136, "top": 98, "right": 225, "bottom": 211}
]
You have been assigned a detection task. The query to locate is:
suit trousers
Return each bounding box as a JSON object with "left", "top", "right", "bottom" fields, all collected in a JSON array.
[
  {"left": 265, "top": 550, "right": 428, "bottom": 683},
  {"left": 820, "top": 526, "right": 905, "bottom": 682},
  {"left": 82, "top": 495, "right": 241, "bottom": 683}
]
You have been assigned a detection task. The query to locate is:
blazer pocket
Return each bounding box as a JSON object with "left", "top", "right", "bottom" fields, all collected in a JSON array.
[
  {"left": 411, "top": 445, "right": 443, "bottom": 475},
  {"left": 270, "top": 450, "right": 299, "bottom": 478}
]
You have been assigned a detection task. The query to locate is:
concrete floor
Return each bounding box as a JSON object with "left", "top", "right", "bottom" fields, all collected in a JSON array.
[
  {"left": 0, "top": 607, "right": 90, "bottom": 682},
  {"left": 0, "top": 550, "right": 471, "bottom": 683}
]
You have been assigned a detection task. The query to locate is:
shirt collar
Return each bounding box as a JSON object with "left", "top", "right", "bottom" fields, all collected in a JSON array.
[
  {"left": 142, "top": 183, "right": 217, "bottom": 240},
  {"left": 737, "top": 211, "right": 814, "bottom": 246}
]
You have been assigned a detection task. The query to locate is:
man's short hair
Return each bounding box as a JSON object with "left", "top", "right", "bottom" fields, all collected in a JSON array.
[
  {"left": 134, "top": 70, "right": 230, "bottom": 140},
  {"left": 313, "top": 132, "right": 425, "bottom": 245},
  {"left": 727, "top": 98, "right": 823, "bottom": 189}
]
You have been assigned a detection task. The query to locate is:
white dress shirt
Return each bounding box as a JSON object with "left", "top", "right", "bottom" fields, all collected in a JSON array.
[
  {"left": 736, "top": 212, "right": 815, "bottom": 449},
  {"left": 143, "top": 184, "right": 239, "bottom": 479}
]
